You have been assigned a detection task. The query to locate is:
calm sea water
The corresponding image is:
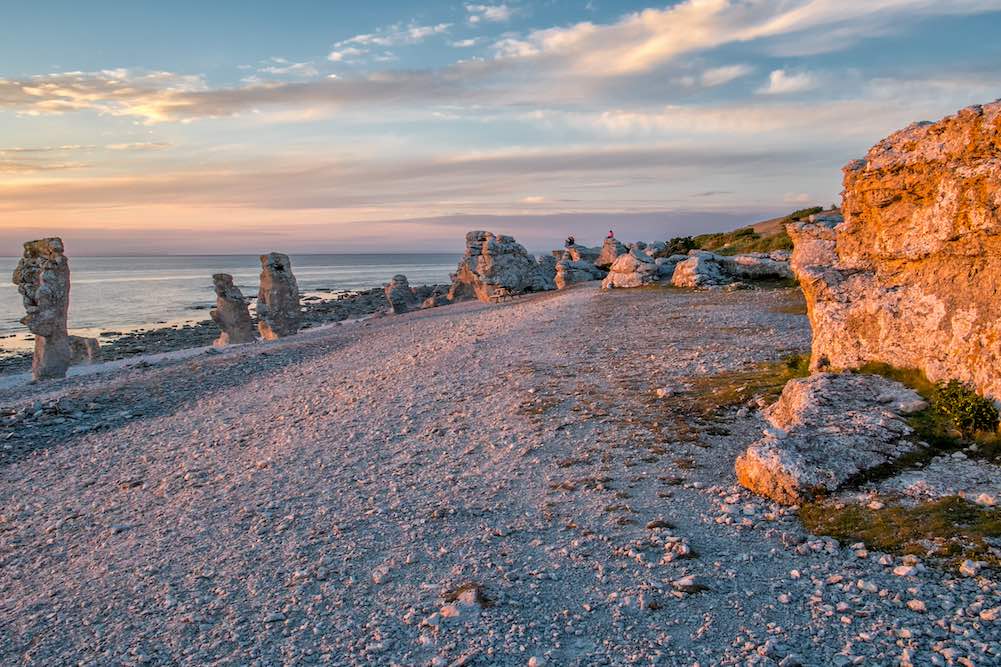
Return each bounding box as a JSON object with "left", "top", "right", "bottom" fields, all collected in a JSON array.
[{"left": 1, "top": 254, "right": 459, "bottom": 351}]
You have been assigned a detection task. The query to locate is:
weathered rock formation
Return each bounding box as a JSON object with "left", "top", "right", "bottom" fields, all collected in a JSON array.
[
  {"left": 602, "top": 250, "right": 659, "bottom": 289},
  {"left": 672, "top": 251, "right": 793, "bottom": 288},
  {"left": 384, "top": 274, "right": 419, "bottom": 314},
  {"left": 671, "top": 251, "right": 729, "bottom": 288},
  {"left": 555, "top": 259, "right": 605, "bottom": 289},
  {"left": 564, "top": 243, "right": 601, "bottom": 265},
  {"left": 448, "top": 231, "right": 553, "bottom": 302},
  {"left": 789, "top": 102, "right": 1001, "bottom": 400},
  {"left": 536, "top": 255, "right": 557, "bottom": 286},
  {"left": 210, "top": 273, "right": 256, "bottom": 346},
  {"left": 12, "top": 238, "right": 72, "bottom": 380},
  {"left": 257, "top": 253, "right": 301, "bottom": 340},
  {"left": 735, "top": 373, "right": 926, "bottom": 505},
  {"left": 595, "top": 237, "right": 627, "bottom": 270},
  {"left": 69, "top": 335, "right": 101, "bottom": 365}
]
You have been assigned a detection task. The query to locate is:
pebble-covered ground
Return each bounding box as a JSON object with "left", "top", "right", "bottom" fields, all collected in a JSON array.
[{"left": 1, "top": 284, "right": 998, "bottom": 666}]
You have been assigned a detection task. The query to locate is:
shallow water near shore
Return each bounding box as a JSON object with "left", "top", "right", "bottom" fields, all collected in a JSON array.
[{"left": 1, "top": 253, "right": 458, "bottom": 352}]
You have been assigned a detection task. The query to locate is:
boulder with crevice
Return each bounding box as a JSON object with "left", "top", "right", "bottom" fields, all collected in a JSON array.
[
  {"left": 448, "top": 231, "right": 553, "bottom": 302},
  {"left": 670, "top": 251, "right": 731, "bottom": 288},
  {"left": 555, "top": 259, "right": 605, "bottom": 289},
  {"left": 789, "top": 101, "right": 1001, "bottom": 400},
  {"left": 257, "top": 252, "right": 301, "bottom": 340},
  {"left": 210, "top": 273, "right": 256, "bottom": 346},
  {"left": 735, "top": 373, "right": 927, "bottom": 505},
  {"left": 12, "top": 238, "right": 72, "bottom": 380}
]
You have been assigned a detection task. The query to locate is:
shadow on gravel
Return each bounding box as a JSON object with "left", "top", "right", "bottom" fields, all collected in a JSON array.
[{"left": 0, "top": 336, "right": 348, "bottom": 468}]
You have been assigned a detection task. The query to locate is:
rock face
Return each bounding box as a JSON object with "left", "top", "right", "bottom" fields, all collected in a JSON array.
[
  {"left": 601, "top": 251, "right": 659, "bottom": 289},
  {"left": 789, "top": 102, "right": 1001, "bottom": 400},
  {"left": 555, "top": 259, "right": 605, "bottom": 289},
  {"left": 448, "top": 231, "right": 553, "bottom": 302},
  {"left": 210, "top": 273, "right": 256, "bottom": 346},
  {"left": 595, "top": 237, "right": 628, "bottom": 270},
  {"left": 735, "top": 373, "right": 926, "bottom": 505},
  {"left": 671, "top": 251, "right": 730, "bottom": 288},
  {"left": 564, "top": 244, "right": 601, "bottom": 264},
  {"left": 671, "top": 250, "right": 793, "bottom": 288},
  {"left": 69, "top": 336, "right": 101, "bottom": 365},
  {"left": 12, "top": 238, "right": 72, "bottom": 380},
  {"left": 536, "top": 255, "right": 557, "bottom": 285},
  {"left": 257, "top": 253, "right": 301, "bottom": 340},
  {"left": 384, "top": 274, "right": 418, "bottom": 314}
]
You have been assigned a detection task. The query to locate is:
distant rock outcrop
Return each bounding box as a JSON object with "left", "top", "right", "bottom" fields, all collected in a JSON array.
[
  {"left": 788, "top": 102, "right": 1001, "bottom": 399},
  {"left": 601, "top": 250, "right": 659, "bottom": 289},
  {"left": 448, "top": 231, "right": 553, "bottom": 302},
  {"left": 555, "top": 259, "right": 605, "bottom": 289},
  {"left": 12, "top": 238, "right": 72, "bottom": 380},
  {"left": 671, "top": 251, "right": 730, "bottom": 288},
  {"left": 735, "top": 373, "right": 926, "bottom": 505},
  {"left": 671, "top": 250, "right": 793, "bottom": 288},
  {"left": 210, "top": 273, "right": 256, "bottom": 346},
  {"left": 564, "top": 243, "right": 601, "bottom": 265},
  {"left": 257, "top": 253, "right": 301, "bottom": 340},
  {"left": 595, "top": 237, "right": 628, "bottom": 270},
  {"left": 384, "top": 274, "right": 418, "bottom": 314}
]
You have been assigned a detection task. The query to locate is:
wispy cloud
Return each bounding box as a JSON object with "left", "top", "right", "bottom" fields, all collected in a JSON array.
[
  {"left": 701, "top": 64, "right": 753, "bottom": 87},
  {"left": 327, "top": 22, "right": 451, "bottom": 62},
  {"left": 758, "top": 69, "right": 816, "bottom": 95},
  {"left": 465, "top": 4, "right": 513, "bottom": 25}
]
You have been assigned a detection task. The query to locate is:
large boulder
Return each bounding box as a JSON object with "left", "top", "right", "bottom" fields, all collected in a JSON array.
[
  {"left": 720, "top": 253, "right": 794, "bottom": 281},
  {"left": 257, "top": 252, "right": 301, "bottom": 340},
  {"left": 555, "top": 259, "right": 604, "bottom": 289},
  {"left": 735, "top": 373, "right": 926, "bottom": 505},
  {"left": 69, "top": 335, "right": 100, "bottom": 365},
  {"left": 12, "top": 238, "right": 71, "bottom": 380},
  {"left": 536, "top": 254, "right": 557, "bottom": 286},
  {"left": 601, "top": 250, "right": 659, "bottom": 289},
  {"left": 670, "top": 251, "right": 731, "bottom": 288},
  {"left": 595, "top": 237, "right": 628, "bottom": 270},
  {"left": 210, "top": 273, "right": 256, "bottom": 346},
  {"left": 448, "top": 231, "right": 553, "bottom": 302},
  {"left": 564, "top": 243, "right": 601, "bottom": 264},
  {"left": 789, "top": 102, "right": 1001, "bottom": 400},
  {"left": 384, "top": 274, "right": 418, "bottom": 314}
]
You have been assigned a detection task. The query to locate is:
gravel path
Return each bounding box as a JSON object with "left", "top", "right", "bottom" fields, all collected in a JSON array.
[{"left": 1, "top": 285, "right": 997, "bottom": 666}]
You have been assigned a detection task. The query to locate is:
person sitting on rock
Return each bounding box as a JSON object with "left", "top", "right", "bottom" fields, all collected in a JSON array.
[
  {"left": 565, "top": 235, "right": 575, "bottom": 247},
  {"left": 607, "top": 229, "right": 614, "bottom": 239}
]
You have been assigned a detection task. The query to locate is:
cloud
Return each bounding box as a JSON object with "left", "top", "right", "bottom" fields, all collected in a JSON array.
[
  {"left": 451, "top": 38, "right": 482, "bottom": 48},
  {"left": 105, "top": 142, "right": 172, "bottom": 151},
  {"left": 465, "top": 4, "right": 513, "bottom": 25},
  {"left": 701, "top": 64, "right": 753, "bottom": 87},
  {"left": 520, "top": 195, "right": 546, "bottom": 204},
  {"left": 783, "top": 192, "right": 812, "bottom": 203},
  {"left": 327, "top": 22, "right": 451, "bottom": 62},
  {"left": 256, "top": 58, "right": 319, "bottom": 78},
  {"left": 489, "top": 0, "right": 1001, "bottom": 76},
  {"left": 758, "top": 69, "right": 816, "bottom": 95}
]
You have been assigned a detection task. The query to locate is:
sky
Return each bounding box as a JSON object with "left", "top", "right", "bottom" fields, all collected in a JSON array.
[{"left": 1, "top": 1, "right": 1000, "bottom": 254}]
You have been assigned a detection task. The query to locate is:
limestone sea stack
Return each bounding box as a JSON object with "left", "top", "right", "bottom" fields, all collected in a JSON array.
[
  {"left": 448, "top": 231, "right": 553, "bottom": 302},
  {"left": 210, "top": 273, "right": 256, "bottom": 346},
  {"left": 12, "top": 238, "right": 72, "bottom": 381},
  {"left": 384, "top": 274, "right": 418, "bottom": 314},
  {"left": 788, "top": 101, "right": 1001, "bottom": 400},
  {"left": 257, "top": 253, "right": 301, "bottom": 340}
]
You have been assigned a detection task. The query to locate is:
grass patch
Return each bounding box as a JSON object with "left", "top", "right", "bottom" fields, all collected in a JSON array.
[
  {"left": 680, "top": 353, "right": 810, "bottom": 417},
  {"left": 801, "top": 496, "right": 1001, "bottom": 568},
  {"left": 691, "top": 227, "right": 794, "bottom": 256},
  {"left": 858, "top": 363, "right": 1001, "bottom": 461}
]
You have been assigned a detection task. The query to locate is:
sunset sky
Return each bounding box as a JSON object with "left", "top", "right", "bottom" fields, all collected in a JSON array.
[{"left": 2, "top": 0, "right": 1000, "bottom": 254}]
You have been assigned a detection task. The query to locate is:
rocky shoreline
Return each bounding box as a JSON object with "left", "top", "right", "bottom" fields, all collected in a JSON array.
[{"left": 0, "top": 286, "right": 446, "bottom": 377}]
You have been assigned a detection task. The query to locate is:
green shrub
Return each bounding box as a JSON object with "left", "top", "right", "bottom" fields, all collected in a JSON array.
[
  {"left": 934, "top": 380, "right": 1000, "bottom": 437},
  {"left": 786, "top": 206, "right": 823, "bottom": 221},
  {"left": 663, "top": 236, "right": 697, "bottom": 256}
]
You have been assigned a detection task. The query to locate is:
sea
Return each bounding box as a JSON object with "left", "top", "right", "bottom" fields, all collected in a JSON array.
[{"left": 2, "top": 254, "right": 459, "bottom": 353}]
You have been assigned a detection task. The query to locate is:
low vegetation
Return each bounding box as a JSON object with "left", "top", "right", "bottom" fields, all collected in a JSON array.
[
  {"left": 801, "top": 496, "right": 1001, "bottom": 568},
  {"left": 858, "top": 363, "right": 1000, "bottom": 460},
  {"left": 664, "top": 205, "right": 831, "bottom": 257},
  {"left": 680, "top": 353, "right": 810, "bottom": 416}
]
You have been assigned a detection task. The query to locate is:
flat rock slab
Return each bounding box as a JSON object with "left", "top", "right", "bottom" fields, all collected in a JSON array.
[
  {"left": 736, "top": 373, "right": 926, "bottom": 505},
  {"left": 856, "top": 453, "right": 1001, "bottom": 508}
]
